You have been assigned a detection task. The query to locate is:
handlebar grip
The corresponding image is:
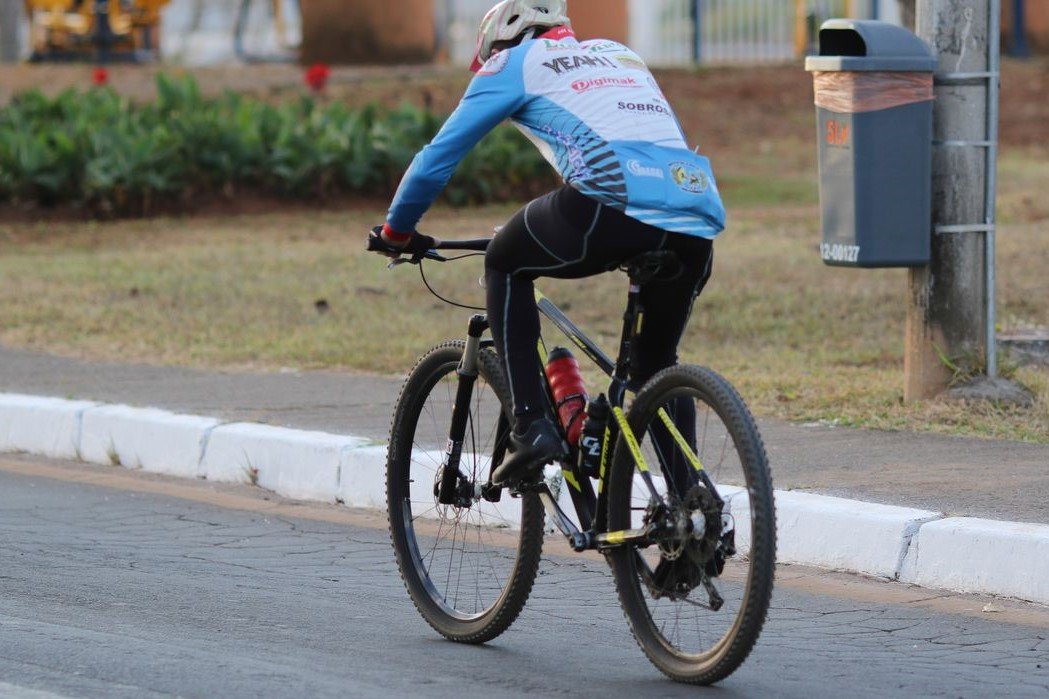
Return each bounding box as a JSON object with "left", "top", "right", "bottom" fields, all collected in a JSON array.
[
  {"left": 367, "top": 228, "right": 404, "bottom": 256},
  {"left": 367, "top": 228, "right": 447, "bottom": 263}
]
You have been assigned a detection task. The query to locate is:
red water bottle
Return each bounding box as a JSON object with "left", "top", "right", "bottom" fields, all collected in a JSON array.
[{"left": 544, "top": 347, "right": 588, "bottom": 446}]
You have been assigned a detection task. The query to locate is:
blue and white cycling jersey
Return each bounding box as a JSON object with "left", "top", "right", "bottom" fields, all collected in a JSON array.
[{"left": 387, "top": 34, "right": 726, "bottom": 239}]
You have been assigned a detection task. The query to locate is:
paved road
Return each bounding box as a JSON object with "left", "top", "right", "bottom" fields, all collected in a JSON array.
[
  {"left": 2, "top": 346, "right": 1048, "bottom": 523},
  {"left": 1, "top": 456, "right": 1047, "bottom": 698}
]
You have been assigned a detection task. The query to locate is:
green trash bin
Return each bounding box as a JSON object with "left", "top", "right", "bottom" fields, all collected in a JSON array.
[{"left": 805, "top": 19, "right": 937, "bottom": 267}]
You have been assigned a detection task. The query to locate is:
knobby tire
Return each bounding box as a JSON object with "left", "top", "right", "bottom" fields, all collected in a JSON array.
[
  {"left": 386, "top": 341, "right": 544, "bottom": 643},
  {"left": 607, "top": 364, "right": 776, "bottom": 684}
]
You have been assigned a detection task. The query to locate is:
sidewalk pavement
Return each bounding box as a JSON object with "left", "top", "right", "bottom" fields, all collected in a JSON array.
[{"left": 1, "top": 345, "right": 1048, "bottom": 603}]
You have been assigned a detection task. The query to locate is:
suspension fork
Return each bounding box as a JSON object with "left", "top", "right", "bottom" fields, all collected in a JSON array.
[{"left": 437, "top": 314, "right": 488, "bottom": 506}]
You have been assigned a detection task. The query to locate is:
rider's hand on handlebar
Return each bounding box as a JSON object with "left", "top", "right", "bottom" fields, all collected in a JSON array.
[{"left": 371, "top": 223, "right": 441, "bottom": 258}]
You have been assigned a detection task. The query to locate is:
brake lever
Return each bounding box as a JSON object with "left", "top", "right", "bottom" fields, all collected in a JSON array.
[{"left": 385, "top": 249, "right": 448, "bottom": 269}]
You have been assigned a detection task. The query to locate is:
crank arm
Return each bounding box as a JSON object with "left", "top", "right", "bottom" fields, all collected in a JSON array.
[
  {"left": 594, "top": 523, "right": 661, "bottom": 551},
  {"left": 531, "top": 483, "right": 592, "bottom": 552}
]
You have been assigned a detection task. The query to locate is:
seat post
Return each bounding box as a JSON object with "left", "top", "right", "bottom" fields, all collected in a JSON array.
[
  {"left": 609, "top": 281, "right": 643, "bottom": 408},
  {"left": 608, "top": 250, "right": 678, "bottom": 406}
]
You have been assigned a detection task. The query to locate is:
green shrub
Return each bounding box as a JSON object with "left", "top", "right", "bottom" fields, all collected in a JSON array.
[{"left": 0, "top": 74, "right": 555, "bottom": 215}]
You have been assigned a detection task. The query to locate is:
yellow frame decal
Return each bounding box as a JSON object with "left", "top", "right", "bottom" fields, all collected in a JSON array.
[
  {"left": 597, "top": 423, "right": 611, "bottom": 494},
  {"left": 656, "top": 408, "right": 705, "bottom": 472},
  {"left": 612, "top": 406, "right": 648, "bottom": 473},
  {"left": 562, "top": 468, "right": 581, "bottom": 492}
]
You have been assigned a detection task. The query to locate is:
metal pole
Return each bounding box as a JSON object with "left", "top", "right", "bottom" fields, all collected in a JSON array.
[
  {"left": 1010, "top": 0, "right": 1031, "bottom": 57},
  {"left": 794, "top": 0, "right": 807, "bottom": 58},
  {"left": 986, "top": 0, "right": 1001, "bottom": 377},
  {"left": 0, "top": 0, "right": 23, "bottom": 63},
  {"left": 905, "top": 0, "right": 993, "bottom": 399},
  {"left": 692, "top": 0, "right": 703, "bottom": 64},
  {"left": 433, "top": 0, "right": 450, "bottom": 62}
]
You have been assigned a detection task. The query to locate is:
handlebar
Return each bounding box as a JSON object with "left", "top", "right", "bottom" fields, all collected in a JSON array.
[
  {"left": 367, "top": 228, "right": 490, "bottom": 267},
  {"left": 433, "top": 239, "right": 491, "bottom": 252}
]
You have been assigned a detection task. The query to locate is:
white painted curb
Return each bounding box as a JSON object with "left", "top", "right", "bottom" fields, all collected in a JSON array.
[
  {"left": 0, "top": 394, "right": 96, "bottom": 460},
  {"left": 723, "top": 487, "right": 940, "bottom": 579},
  {"left": 1, "top": 391, "right": 1047, "bottom": 604},
  {"left": 900, "top": 518, "right": 1049, "bottom": 604},
  {"left": 338, "top": 445, "right": 388, "bottom": 508},
  {"left": 200, "top": 423, "right": 369, "bottom": 502},
  {"left": 773, "top": 491, "right": 941, "bottom": 579},
  {"left": 80, "top": 405, "right": 221, "bottom": 477}
]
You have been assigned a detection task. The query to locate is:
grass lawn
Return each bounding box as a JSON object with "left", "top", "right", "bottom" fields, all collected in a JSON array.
[{"left": 2, "top": 147, "right": 1046, "bottom": 443}]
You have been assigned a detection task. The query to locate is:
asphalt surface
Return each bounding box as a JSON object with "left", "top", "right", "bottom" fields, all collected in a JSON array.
[
  {"left": 1, "top": 346, "right": 1047, "bottom": 523},
  {"left": 2, "top": 458, "right": 1048, "bottom": 699}
]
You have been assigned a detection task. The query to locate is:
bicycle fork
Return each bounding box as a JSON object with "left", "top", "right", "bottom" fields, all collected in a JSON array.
[{"left": 437, "top": 315, "right": 503, "bottom": 506}]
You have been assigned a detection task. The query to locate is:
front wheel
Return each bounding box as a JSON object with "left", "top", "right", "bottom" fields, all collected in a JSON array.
[
  {"left": 607, "top": 364, "right": 776, "bottom": 684},
  {"left": 386, "top": 341, "right": 545, "bottom": 644}
]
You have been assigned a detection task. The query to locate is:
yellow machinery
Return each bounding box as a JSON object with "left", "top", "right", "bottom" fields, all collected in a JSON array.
[
  {"left": 25, "top": 0, "right": 170, "bottom": 62},
  {"left": 795, "top": 0, "right": 857, "bottom": 57}
]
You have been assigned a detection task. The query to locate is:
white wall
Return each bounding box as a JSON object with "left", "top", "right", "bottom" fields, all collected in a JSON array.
[
  {"left": 160, "top": 0, "right": 300, "bottom": 65},
  {"left": 877, "top": 1, "right": 903, "bottom": 24}
]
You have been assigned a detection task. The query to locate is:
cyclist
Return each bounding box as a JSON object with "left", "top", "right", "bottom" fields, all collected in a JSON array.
[{"left": 376, "top": 0, "right": 725, "bottom": 485}]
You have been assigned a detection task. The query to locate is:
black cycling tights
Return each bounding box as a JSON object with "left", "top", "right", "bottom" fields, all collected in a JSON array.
[{"left": 485, "top": 185, "right": 713, "bottom": 439}]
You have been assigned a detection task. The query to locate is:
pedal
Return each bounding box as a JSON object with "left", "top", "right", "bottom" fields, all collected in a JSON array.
[{"left": 569, "top": 531, "right": 592, "bottom": 552}]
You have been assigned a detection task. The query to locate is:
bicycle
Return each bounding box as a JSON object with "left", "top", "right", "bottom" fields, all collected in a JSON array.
[{"left": 369, "top": 230, "right": 776, "bottom": 685}]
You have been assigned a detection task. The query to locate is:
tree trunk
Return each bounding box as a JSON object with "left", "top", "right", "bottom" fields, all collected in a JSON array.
[{"left": 300, "top": 0, "right": 435, "bottom": 65}]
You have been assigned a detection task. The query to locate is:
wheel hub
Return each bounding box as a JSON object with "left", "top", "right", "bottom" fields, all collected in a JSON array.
[{"left": 646, "top": 485, "right": 730, "bottom": 601}]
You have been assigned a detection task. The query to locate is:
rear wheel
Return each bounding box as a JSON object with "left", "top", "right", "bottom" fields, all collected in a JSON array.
[
  {"left": 387, "top": 341, "right": 545, "bottom": 643},
  {"left": 607, "top": 364, "right": 776, "bottom": 684}
]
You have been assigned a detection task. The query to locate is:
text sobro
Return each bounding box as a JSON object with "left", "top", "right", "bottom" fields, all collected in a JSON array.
[{"left": 820, "top": 243, "right": 861, "bottom": 263}]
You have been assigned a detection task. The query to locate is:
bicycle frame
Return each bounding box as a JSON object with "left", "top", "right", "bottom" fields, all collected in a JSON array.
[
  {"left": 381, "top": 234, "right": 722, "bottom": 553},
  {"left": 535, "top": 281, "right": 721, "bottom": 552},
  {"left": 440, "top": 273, "right": 719, "bottom": 554}
]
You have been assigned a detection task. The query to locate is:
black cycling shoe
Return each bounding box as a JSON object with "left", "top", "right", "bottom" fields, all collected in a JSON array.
[{"left": 490, "top": 418, "right": 568, "bottom": 486}]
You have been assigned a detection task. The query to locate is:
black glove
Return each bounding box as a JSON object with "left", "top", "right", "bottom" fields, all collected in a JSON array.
[{"left": 368, "top": 225, "right": 439, "bottom": 257}]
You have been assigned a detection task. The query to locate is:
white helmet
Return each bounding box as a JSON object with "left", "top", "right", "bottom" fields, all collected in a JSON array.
[{"left": 470, "top": 0, "right": 570, "bottom": 71}]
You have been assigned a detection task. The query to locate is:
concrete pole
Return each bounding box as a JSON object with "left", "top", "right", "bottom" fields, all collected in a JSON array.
[
  {"left": 904, "top": 1, "right": 990, "bottom": 400},
  {"left": 0, "top": 0, "right": 23, "bottom": 63}
]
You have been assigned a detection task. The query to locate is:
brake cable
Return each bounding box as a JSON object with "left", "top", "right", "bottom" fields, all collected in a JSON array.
[{"left": 417, "top": 253, "right": 487, "bottom": 311}]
